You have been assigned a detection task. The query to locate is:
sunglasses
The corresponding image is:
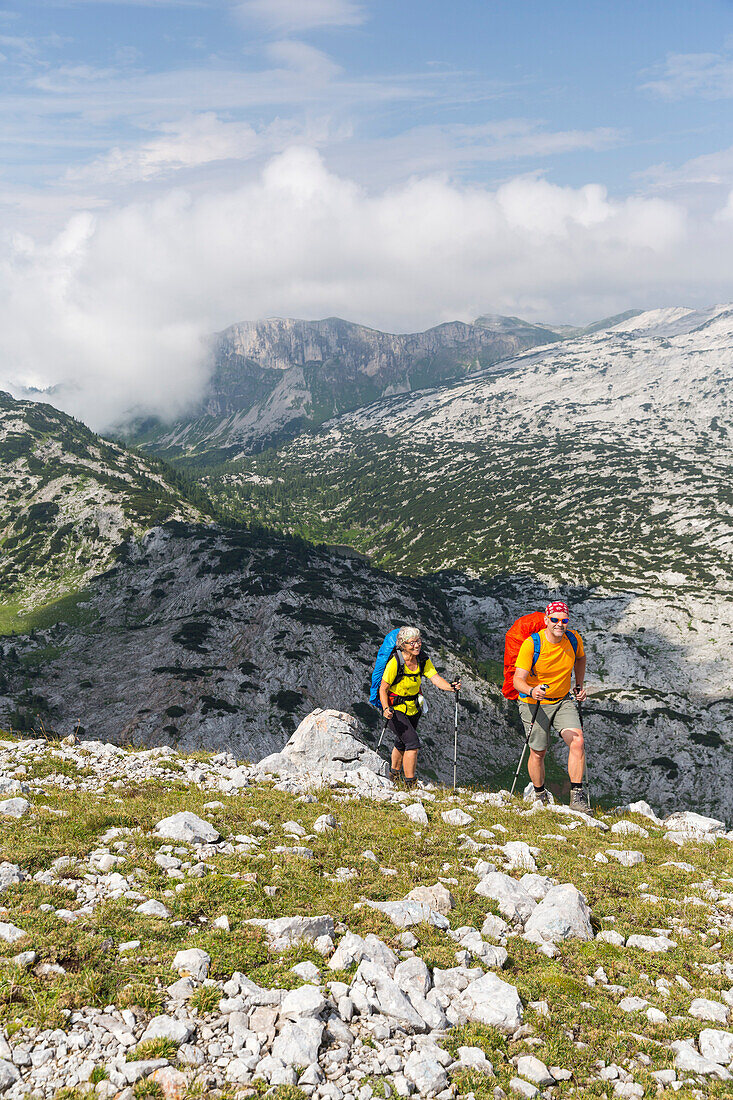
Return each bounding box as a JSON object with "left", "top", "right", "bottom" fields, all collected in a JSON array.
[
  {"left": 549, "top": 616, "right": 569, "bottom": 624},
  {"left": 405, "top": 639, "right": 422, "bottom": 646}
]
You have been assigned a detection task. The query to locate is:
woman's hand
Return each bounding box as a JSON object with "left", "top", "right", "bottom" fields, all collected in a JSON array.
[
  {"left": 383, "top": 706, "right": 393, "bottom": 720},
  {"left": 451, "top": 679, "right": 462, "bottom": 692}
]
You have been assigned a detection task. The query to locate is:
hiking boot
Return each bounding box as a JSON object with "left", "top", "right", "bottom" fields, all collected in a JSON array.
[
  {"left": 532, "top": 788, "right": 551, "bottom": 806},
  {"left": 569, "top": 787, "right": 593, "bottom": 815},
  {"left": 389, "top": 767, "right": 402, "bottom": 785},
  {"left": 404, "top": 776, "right": 418, "bottom": 790}
]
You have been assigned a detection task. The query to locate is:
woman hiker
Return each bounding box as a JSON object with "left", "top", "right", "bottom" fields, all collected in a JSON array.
[{"left": 379, "top": 626, "right": 461, "bottom": 788}]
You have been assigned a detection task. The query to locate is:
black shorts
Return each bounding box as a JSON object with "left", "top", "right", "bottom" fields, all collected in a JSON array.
[{"left": 389, "top": 709, "right": 420, "bottom": 752}]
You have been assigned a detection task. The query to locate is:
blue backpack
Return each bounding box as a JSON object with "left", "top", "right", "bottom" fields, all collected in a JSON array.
[{"left": 369, "top": 629, "right": 429, "bottom": 710}]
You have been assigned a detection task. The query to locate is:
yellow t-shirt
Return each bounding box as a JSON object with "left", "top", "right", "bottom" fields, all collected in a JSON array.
[
  {"left": 383, "top": 655, "right": 438, "bottom": 716},
  {"left": 515, "top": 630, "right": 584, "bottom": 701}
]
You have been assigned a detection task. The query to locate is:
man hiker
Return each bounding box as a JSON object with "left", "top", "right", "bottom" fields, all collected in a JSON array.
[
  {"left": 513, "top": 601, "right": 590, "bottom": 811},
  {"left": 379, "top": 626, "right": 461, "bottom": 788}
]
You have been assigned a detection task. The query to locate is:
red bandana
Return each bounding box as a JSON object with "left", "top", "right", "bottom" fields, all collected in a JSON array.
[{"left": 546, "top": 601, "right": 569, "bottom": 617}]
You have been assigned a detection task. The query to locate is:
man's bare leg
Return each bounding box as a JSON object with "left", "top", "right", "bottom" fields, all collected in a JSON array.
[{"left": 560, "top": 727, "right": 585, "bottom": 782}]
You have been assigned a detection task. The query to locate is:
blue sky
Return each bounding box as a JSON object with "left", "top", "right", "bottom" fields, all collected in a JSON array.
[
  {"left": 3, "top": 0, "right": 732, "bottom": 203},
  {"left": 2, "top": 0, "right": 733, "bottom": 428}
]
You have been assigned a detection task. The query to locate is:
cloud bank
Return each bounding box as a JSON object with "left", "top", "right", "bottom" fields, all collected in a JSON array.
[{"left": 2, "top": 146, "right": 733, "bottom": 432}]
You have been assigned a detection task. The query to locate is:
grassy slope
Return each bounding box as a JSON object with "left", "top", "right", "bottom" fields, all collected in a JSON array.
[{"left": 1, "top": 734, "right": 732, "bottom": 1099}]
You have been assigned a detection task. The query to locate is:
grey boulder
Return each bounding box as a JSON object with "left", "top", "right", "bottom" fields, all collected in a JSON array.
[
  {"left": 254, "top": 709, "right": 385, "bottom": 778},
  {"left": 474, "top": 872, "right": 537, "bottom": 924},
  {"left": 455, "top": 971, "right": 523, "bottom": 1031},
  {"left": 154, "top": 811, "right": 220, "bottom": 845},
  {"left": 247, "top": 915, "right": 334, "bottom": 952},
  {"left": 523, "top": 884, "right": 592, "bottom": 943}
]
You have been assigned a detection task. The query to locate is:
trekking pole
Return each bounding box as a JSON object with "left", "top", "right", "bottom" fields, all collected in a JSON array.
[
  {"left": 509, "top": 685, "right": 547, "bottom": 798},
  {"left": 575, "top": 692, "right": 591, "bottom": 809},
  {"left": 452, "top": 682, "right": 459, "bottom": 790},
  {"left": 377, "top": 715, "right": 389, "bottom": 750}
]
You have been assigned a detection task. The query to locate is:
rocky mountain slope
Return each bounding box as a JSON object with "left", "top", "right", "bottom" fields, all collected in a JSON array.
[
  {"left": 0, "top": 393, "right": 207, "bottom": 621},
  {"left": 130, "top": 314, "right": 565, "bottom": 459},
  {"left": 0, "top": 521, "right": 502, "bottom": 788},
  {"left": 198, "top": 304, "right": 733, "bottom": 818},
  {"left": 0, "top": 718, "right": 732, "bottom": 1100}
]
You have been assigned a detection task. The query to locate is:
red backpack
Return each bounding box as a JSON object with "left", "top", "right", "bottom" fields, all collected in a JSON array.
[{"left": 502, "top": 612, "right": 547, "bottom": 699}]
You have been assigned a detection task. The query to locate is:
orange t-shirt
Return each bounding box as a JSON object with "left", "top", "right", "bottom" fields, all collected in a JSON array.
[{"left": 515, "top": 630, "right": 584, "bottom": 701}]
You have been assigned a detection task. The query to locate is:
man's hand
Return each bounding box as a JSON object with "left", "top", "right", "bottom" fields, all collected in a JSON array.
[
  {"left": 531, "top": 683, "right": 548, "bottom": 700},
  {"left": 574, "top": 685, "right": 587, "bottom": 703}
]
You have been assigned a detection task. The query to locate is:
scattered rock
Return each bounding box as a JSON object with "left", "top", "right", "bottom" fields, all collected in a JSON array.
[
  {"left": 405, "top": 882, "right": 455, "bottom": 914},
  {"left": 254, "top": 709, "right": 386, "bottom": 780},
  {"left": 172, "top": 948, "right": 210, "bottom": 981},
  {"left": 0, "top": 798, "right": 30, "bottom": 819},
  {"left": 364, "top": 899, "right": 449, "bottom": 929},
  {"left": 441, "top": 808, "right": 474, "bottom": 826},
  {"left": 402, "top": 803, "right": 429, "bottom": 826},
  {"left": 247, "top": 914, "right": 335, "bottom": 950},
  {"left": 523, "top": 885, "right": 592, "bottom": 943},
  {"left": 154, "top": 811, "right": 220, "bottom": 845},
  {"left": 455, "top": 971, "right": 523, "bottom": 1031}
]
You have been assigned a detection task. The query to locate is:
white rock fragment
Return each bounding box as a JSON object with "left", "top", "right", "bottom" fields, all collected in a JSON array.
[
  {"left": 280, "top": 985, "right": 327, "bottom": 1020},
  {"left": 0, "top": 1060, "right": 20, "bottom": 1092},
  {"left": 523, "top": 884, "right": 592, "bottom": 943},
  {"left": 135, "top": 900, "right": 171, "bottom": 919},
  {"left": 313, "top": 813, "right": 338, "bottom": 832},
  {"left": 699, "top": 1028, "right": 733, "bottom": 1064},
  {"left": 689, "top": 998, "right": 729, "bottom": 1023},
  {"left": 510, "top": 1076, "right": 539, "bottom": 1098},
  {"left": 595, "top": 929, "right": 625, "bottom": 946},
  {"left": 503, "top": 842, "right": 537, "bottom": 871},
  {"left": 517, "top": 1055, "right": 555, "bottom": 1086},
  {"left": 172, "top": 948, "right": 210, "bottom": 981},
  {"left": 671, "top": 1040, "right": 732, "bottom": 1079},
  {"left": 364, "top": 899, "right": 449, "bottom": 929},
  {"left": 474, "top": 872, "right": 537, "bottom": 924},
  {"left": 626, "top": 934, "right": 677, "bottom": 952},
  {"left": 457, "top": 1046, "right": 494, "bottom": 1074},
  {"left": 404, "top": 882, "right": 454, "bottom": 915},
  {"left": 403, "top": 1052, "right": 448, "bottom": 1097},
  {"left": 401, "top": 803, "right": 429, "bottom": 826},
  {"left": 441, "top": 808, "right": 474, "bottom": 826},
  {"left": 0, "top": 798, "right": 30, "bottom": 818},
  {"left": 154, "top": 811, "right": 220, "bottom": 845},
  {"left": 141, "top": 1015, "right": 194, "bottom": 1045},
  {"left": 455, "top": 971, "right": 523, "bottom": 1031},
  {"left": 247, "top": 915, "right": 335, "bottom": 950},
  {"left": 0, "top": 923, "right": 27, "bottom": 944},
  {"left": 606, "top": 850, "right": 644, "bottom": 866}
]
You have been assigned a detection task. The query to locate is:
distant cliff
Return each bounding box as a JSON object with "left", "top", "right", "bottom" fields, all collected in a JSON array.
[{"left": 131, "top": 314, "right": 562, "bottom": 458}]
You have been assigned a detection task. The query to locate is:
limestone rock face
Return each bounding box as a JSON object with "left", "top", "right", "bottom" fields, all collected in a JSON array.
[{"left": 254, "top": 710, "right": 386, "bottom": 780}]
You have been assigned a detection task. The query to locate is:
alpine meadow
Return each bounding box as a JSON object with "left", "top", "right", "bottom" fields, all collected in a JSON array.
[{"left": 2, "top": 1, "right": 733, "bottom": 1098}]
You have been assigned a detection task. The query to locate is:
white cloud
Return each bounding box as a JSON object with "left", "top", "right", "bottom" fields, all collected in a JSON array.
[
  {"left": 642, "top": 51, "right": 733, "bottom": 99},
  {"left": 237, "top": 0, "right": 366, "bottom": 32},
  {"left": 3, "top": 146, "right": 733, "bottom": 433},
  {"left": 65, "top": 113, "right": 259, "bottom": 183}
]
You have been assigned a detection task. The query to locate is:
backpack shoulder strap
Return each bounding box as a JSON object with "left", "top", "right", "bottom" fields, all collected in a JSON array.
[
  {"left": 530, "top": 632, "right": 541, "bottom": 675},
  {"left": 566, "top": 629, "right": 579, "bottom": 656},
  {"left": 385, "top": 647, "right": 403, "bottom": 684}
]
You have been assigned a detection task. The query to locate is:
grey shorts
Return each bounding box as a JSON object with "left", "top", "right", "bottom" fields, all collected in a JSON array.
[{"left": 518, "top": 696, "right": 582, "bottom": 752}]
